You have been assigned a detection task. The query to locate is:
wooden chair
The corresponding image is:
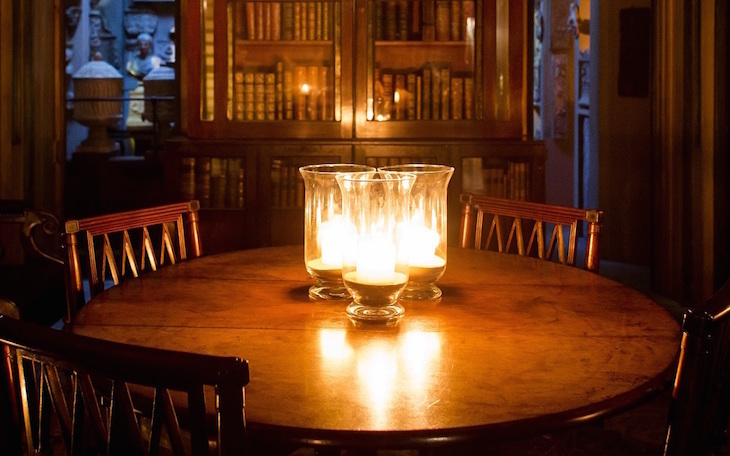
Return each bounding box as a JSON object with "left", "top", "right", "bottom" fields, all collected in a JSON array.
[
  {"left": 0, "top": 314, "right": 249, "bottom": 456},
  {"left": 664, "top": 279, "right": 730, "bottom": 455},
  {"left": 63, "top": 201, "right": 202, "bottom": 324},
  {"left": 459, "top": 193, "right": 603, "bottom": 273}
]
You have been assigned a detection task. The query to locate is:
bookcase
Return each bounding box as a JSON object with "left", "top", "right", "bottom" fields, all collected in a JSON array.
[{"left": 171, "top": 0, "right": 540, "bottom": 250}]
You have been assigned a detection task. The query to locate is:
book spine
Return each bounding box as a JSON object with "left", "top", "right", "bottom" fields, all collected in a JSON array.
[
  {"left": 284, "top": 69, "right": 294, "bottom": 119},
  {"left": 307, "top": 2, "right": 316, "bottom": 40},
  {"left": 464, "top": 76, "right": 473, "bottom": 119},
  {"left": 462, "top": 0, "right": 475, "bottom": 40},
  {"left": 234, "top": 70, "right": 245, "bottom": 121},
  {"left": 422, "top": 67, "right": 431, "bottom": 120},
  {"left": 307, "top": 65, "right": 319, "bottom": 120},
  {"left": 271, "top": 159, "right": 282, "bottom": 207},
  {"left": 422, "top": 0, "right": 436, "bottom": 41},
  {"left": 225, "top": 158, "right": 241, "bottom": 208},
  {"left": 449, "top": 0, "right": 461, "bottom": 41},
  {"left": 275, "top": 61, "right": 284, "bottom": 120},
  {"left": 411, "top": 0, "right": 421, "bottom": 39},
  {"left": 246, "top": 2, "right": 256, "bottom": 39},
  {"left": 265, "top": 72, "right": 276, "bottom": 120},
  {"left": 319, "top": 66, "right": 330, "bottom": 120},
  {"left": 415, "top": 75, "right": 422, "bottom": 120},
  {"left": 281, "top": 1, "right": 294, "bottom": 40},
  {"left": 196, "top": 157, "right": 211, "bottom": 207},
  {"left": 397, "top": 0, "right": 408, "bottom": 40},
  {"left": 394, "top": 74, "right": 406, "bottom": 120},
  {"left": 235, "top": 2, "right": 246, "bottom": 39},
  {"left": 264, "top": 3, "right": 272, "bottom": 40},
  {"left": 439, "top": 68, "right": 450, "bottom": 120},
  {"left": 210, "top": 158, "right": 227, "bottom": 209},
  {"left": 255, "top": 2, "right": 265, "bottom": 40},
  {"left": 385, "top": 0, "right": 397, "bottom": 40},
  {"left": 435, "top": 0, "right": 450, "bottom": 41},
  {"left": 315, "top": 2, "right": 322, "bottom": 40},
  {"left": 271, "top": 2, "right": 281, "bottom": 40},
  {"left": 294, "top": 2, "right": 302, "bottom": 40},
  {"left": 406, "top": 72, "right": 416, "bottom": 120},
  {"left": 381, "top": 72, "right": 394, "bottom": 120},
  {"left": 450, "top": 76, "right": 463, "bottom": 120},
  {"left": 431, "top": 66, "right": 440, "bottom": 119},
  {"left": 375, "top": 0, "right": 384, "bottom": 40},
  {"left": 244, "top": 72, "right": 255, "bottom": 120},
  {"left": 254, "top": 72, "right": 266, "bottom": 120},
  {"left": 322, "top": 1, "right": 330, "bottom": 40}
]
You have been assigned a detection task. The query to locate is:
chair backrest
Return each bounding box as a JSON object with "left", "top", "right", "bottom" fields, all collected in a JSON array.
[
  {"left": 0, "top": 315, "right": 249, "bottom": 456},
  {"left": 63, "top": 201, "right": 202, "bottom": 324},
  {"left": 459, "top": 193, "right": 603, "bottom": 272},
  {"left": 664, "top": 280, "right": 730, "bottom": 455}
]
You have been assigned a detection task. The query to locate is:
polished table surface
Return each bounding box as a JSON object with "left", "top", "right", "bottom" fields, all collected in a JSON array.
[{"left": 72, "top": 246, "right": 681, "bottom": 449}]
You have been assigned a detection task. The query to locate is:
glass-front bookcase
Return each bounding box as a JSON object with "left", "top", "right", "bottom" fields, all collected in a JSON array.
[{"left": 187, "top": 0, "right": 352, "bottom": 138}]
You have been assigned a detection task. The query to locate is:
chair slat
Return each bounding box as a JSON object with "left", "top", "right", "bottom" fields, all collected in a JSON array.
[
  {"left": 460, "top": 193, "right": 603, "bottom": 272},
  {"left": 63, "top": 201, "right": 202, "bottom": 325}
]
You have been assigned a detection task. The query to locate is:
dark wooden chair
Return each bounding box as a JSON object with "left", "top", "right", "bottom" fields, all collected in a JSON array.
[
  {"left": 664, "top": 279, "right": 730, "bottom": 455},
  {"left": 63, "top": 201, "right": 202, "bottom": 324},
  {"left": 0, "top": 314, "right": 249, "bottom": 456},
  {"left": 459, "top": 193, "right": 604, "bottom": 273}
]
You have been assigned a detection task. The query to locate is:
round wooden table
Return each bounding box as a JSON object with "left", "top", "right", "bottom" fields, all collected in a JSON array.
[{"left": 71, "top": 246, "right": 681, "bottom": 450}]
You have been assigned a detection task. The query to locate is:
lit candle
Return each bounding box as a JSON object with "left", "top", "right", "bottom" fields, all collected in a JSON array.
[
  {"left": 353, "top": 236, "right": 406, "bottom": 285},
  {"left": 318, "top": 215, "right": 348, "bottom": 267}
]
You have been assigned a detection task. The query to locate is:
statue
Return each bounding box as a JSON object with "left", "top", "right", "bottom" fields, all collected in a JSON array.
[{"left": 126, "top": 33, "right": 160, "bottom": 81}]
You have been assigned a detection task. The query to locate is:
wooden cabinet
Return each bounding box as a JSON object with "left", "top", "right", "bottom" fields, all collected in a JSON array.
[{"left": 171, "top": 0, "right": 540, "bottom": 250}]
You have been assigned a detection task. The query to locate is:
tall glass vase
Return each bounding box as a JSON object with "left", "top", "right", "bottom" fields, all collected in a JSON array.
[
  {"left": 379, "top": 164, "right": 454, "bottom": 300},
  {"left": 336, "top": 171, "right": 415, "bottom": 323},
  {"left": 300, "top": 164, "right": 375, "bottom": 300}
]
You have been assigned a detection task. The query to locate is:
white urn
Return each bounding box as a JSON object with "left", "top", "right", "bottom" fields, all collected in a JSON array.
[{"left": 72, "top": 58, "right": 123, "bottom": 154}]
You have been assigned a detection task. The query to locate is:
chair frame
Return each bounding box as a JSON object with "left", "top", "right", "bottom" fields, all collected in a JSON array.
[
  {"left": 664, "top": 280, "right": 730, "bottom": 455},
  {"left": 0, "top": 315, "right": 249, "bottom": 456},
  {"left": 63, "top": 201, "right": 202, "bottom": 324},
  {"left": 459, "top": 193, "right": 603, "bottom": 272}
]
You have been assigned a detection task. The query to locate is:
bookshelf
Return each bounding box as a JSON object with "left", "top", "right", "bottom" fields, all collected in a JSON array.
[{"left": 172, "top": 0, "right": 539, "bottom": 249}]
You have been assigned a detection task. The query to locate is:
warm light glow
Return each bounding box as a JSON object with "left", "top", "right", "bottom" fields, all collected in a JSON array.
[
  {"left": 317, "top": 215, "right": 353, "bottom": 267},
  {"left": 301, "top": 83, "right": 310, "bottom": 95},
  {"left": 393, "top": 89, "right": 400, "bottom": 104},
  {"left": 401, "top": 331, "right": 441, "bottom": 390},
  {"left": 357, "top": 343, "right": 397, "bottom": 426},
  {"left": 319, "top": 329, "right": 352, "bottom": 361},
  {"left": 354, "top": 235, "right": 399, "bottom": 284},
  {"left": 397, "top": 210, "right": 445, "bottom": 268}
]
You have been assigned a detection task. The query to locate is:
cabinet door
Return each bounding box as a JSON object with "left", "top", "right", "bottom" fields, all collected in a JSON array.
[
  {"left": 187, "top": 0, "right": 353, "bottom": 139},
  {"left": 354, "top": 0, "right": 525, "bottom": 139}
]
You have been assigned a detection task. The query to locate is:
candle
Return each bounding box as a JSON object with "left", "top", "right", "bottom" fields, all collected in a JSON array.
[
  {"left": 318, "top": 215, "right": 348, "bottom": 267},
  {"left": 398, "top": 220, "right": 446, "bottom": 269},
  {"left": 350, "top": 236, "right": 406, "bottom": 285}
]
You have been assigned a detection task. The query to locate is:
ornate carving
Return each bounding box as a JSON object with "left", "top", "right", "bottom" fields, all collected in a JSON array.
[{"left": 124, "top": 9, "right": 158, "bottom": 37}]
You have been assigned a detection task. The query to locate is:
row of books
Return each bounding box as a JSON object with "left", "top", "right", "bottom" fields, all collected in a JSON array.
[
  {"left": 271, "top": 159, "right": 306, "bottom": 208},
  {"left": 374, "top": 66, "right": 473, "bottom": 121},
  {"left": 463, "top": 158, "right": 532, "bottom": 202},
  {"left": 180, "top": 158, "right": 246, "bottom": 209},
  {"left": 374, "top": 0, "right": 475, "bottom": 42},
  {"left": 364, "top": 156, "right": 437, "bottom": 167},
  {"left": 233, "top": 63, "right": 332, "bottom": 121},
  {"left": 234, "top": 1, "right": 332, "bottom": 41}
]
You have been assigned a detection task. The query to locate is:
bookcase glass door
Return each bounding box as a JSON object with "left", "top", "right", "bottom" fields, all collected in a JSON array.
[
  {"left": 367, "top": 0, "right": 480, "bottom": 123},
  {"left": 228, "top": 0, "right": 342, "bottom": 123}
]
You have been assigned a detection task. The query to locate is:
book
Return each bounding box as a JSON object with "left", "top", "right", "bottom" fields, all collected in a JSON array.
[
  {"left": 435, "top": 0, "right": 450, "bottom": 41},
  {"left": 271, "top": 2, "right": 281, "bottom": 40},
  {"left": 406, "top": 72, "right": 416, "bottom": 120},
  {"left": 234, "top": 2, "right": 246, "bottom": 39},
  {"left": 275, "top": 61, "right": 284, "bottom": 120},
  {"left": 374, "top": 0, "right": 384, "bottom": 40},
  {"left": 411, "top": 0, "right": 421, "bottom": 38},
  {"left": 254, "top": 72, "right": 266, "bottom": 120},
  {"left": 307, "top": 65, "right": 319, "bottom": 120},
  {"left": 381, "top": 72, "right": 394, "bottom": 120},
  {"left": 315, "top": 1, "right": 322, "bottom": 40},
  {"left": 210, "top": 158, "right": 227, "bottom": 208},
  {"left": 416, "top": 75, "right": 422, "bottom": 120},
  {"left": 234, "top": 70, "right": 245, "bottom": 121},
  {"left": 385, "top": 0, "right": 397, "bottom": 40},
  {"left": 397, "top": 0, "right": 408, "bottom": 40},
  {"left": 255, "top": 2, "right": 265, "bottom": 40},
  {"left": 246, "top": 2, "right": 256, "bottom": 39},
  {"left": 225, "top": 158, "right": 243, "bottom": 208},
  {"left": 265, "top": 72, "right": 276, "bottom": 120},
  {"left": 307, "top": 2, "right": 316, "bottom": 40},
  {"left": 319, "top": 66, "right": 331, "bottom": 120},
  {"left": 450, "top": 0, "right": 461, "bottom": 41},
  {"left": 294, "top": 2, "right": 302, "bottom": 40},
  {"left": 196, "top": 157, "right": 212, "bottom": 207},
  {"left": 440, "top": 68, "right": 450, "bottom": 120},
  {"left": 322, "top": 1, "right": 330, "bottom": 40},
  {"left": 244, "top": 72, "right": 255, "bottom": 120},
  {"left": 271, "top": 159, "right": 282, "bottom": 206},
  {"left": 464, "top": 76, "right": 474, "bottom": 119},
  {"left": 284, "top": 69, "right": 294, "bottom": 119},
  {"left": 450, "top": 76, "right": 463, "bottom": 120},
  {"left": 422, "top": 67, "right": 431, "bottom": 120},
  {"left": 281, "top": 1, "right": 294, "bottom": 40},
  {"left": 264, "top": 2, "right": 272, "bottom": 40},
  {"left": 422, "top": 0, "right": 436, "bottom": 41},
  {"left": 431, "top": 66, "right": 440, "bottom": 119}
]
